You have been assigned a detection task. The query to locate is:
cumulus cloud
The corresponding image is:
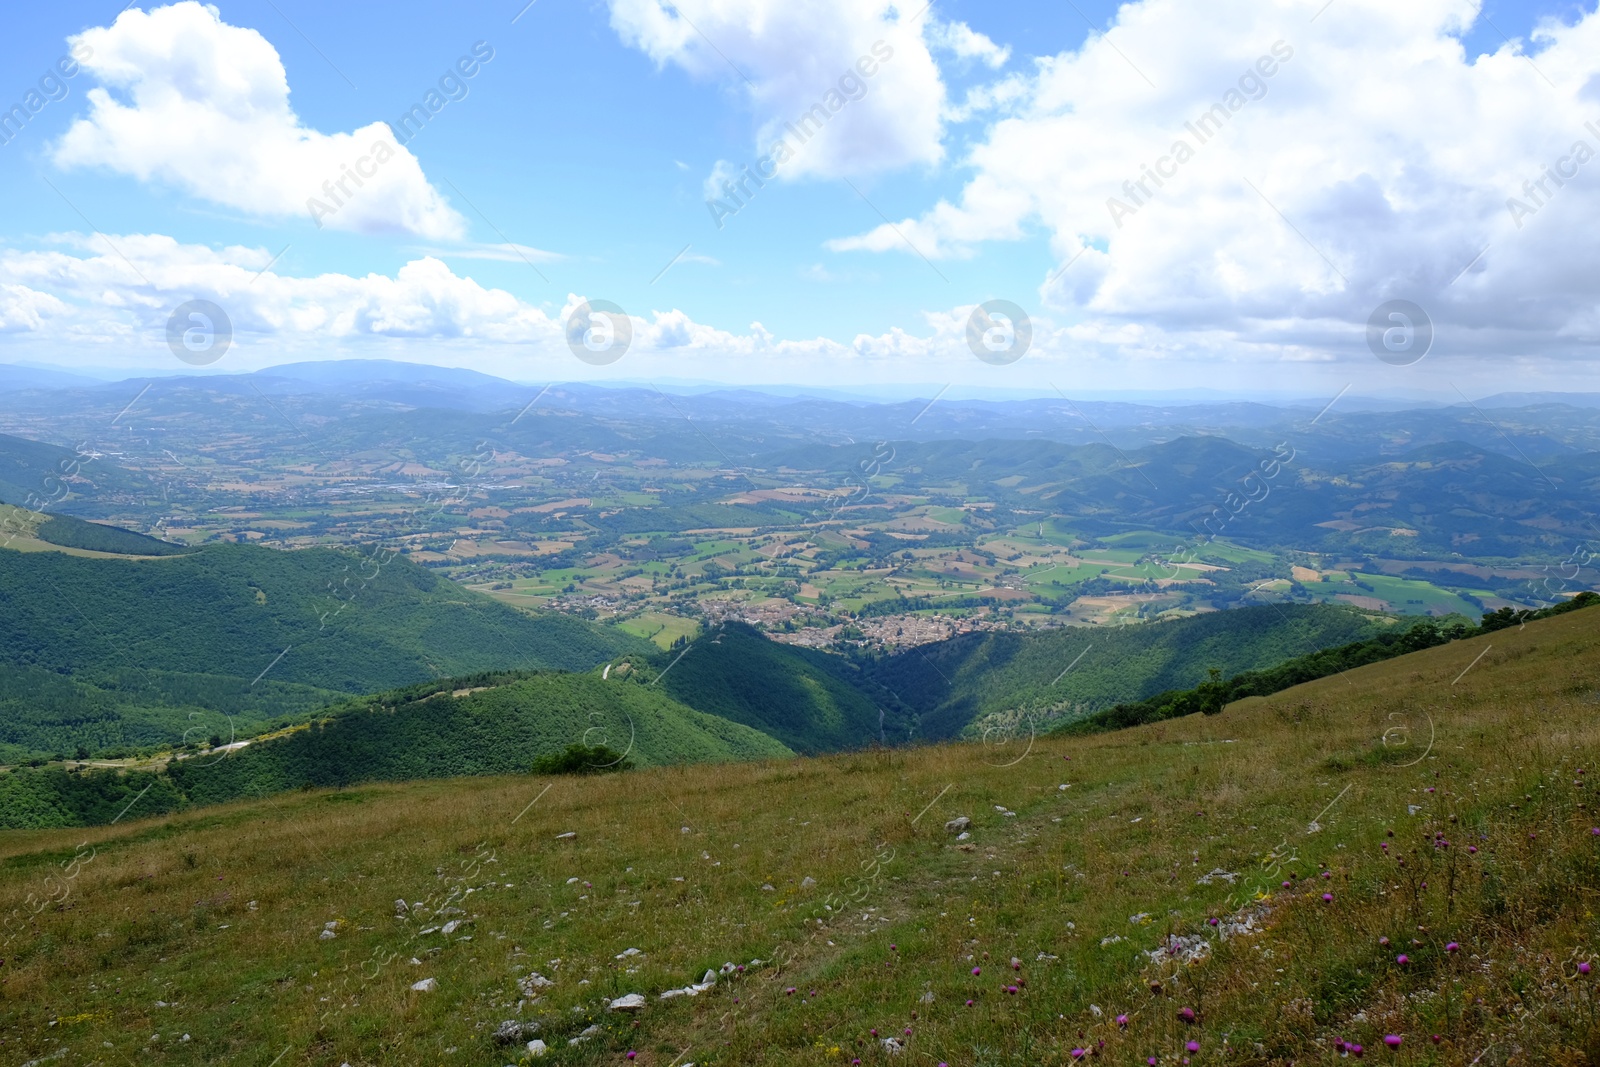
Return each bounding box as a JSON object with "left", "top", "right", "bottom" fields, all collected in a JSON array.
[
  {"left": 828, "top": 0, "right": 1600, "bottom": 363},
  {"left": 52, "top": 2, "right": 464, "bottom": 239},
  {"left": 606, "top": 0, "right": 948, "bottom": 179},
  {"left": 2, "top": 231, "right": 1588, "bottom": 391},
  {"left": 0, "top": 232, "right": 1058, "bottom": 376},
  {"left": 926, "top": 20, "right": 1011, "bottom": 69}
]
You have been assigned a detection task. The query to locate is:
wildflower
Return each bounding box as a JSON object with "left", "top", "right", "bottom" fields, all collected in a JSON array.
[
  {"left": 1207, "top": 917, "right": 1218, "bottom": 927},
  {"left": 1071, "top": 1050, "right": 1086, "bottom": 1060},
  {"left": 1592, "top": 828, "right": 1600, "bottom": 836},
  {"left": 1117, "top": 1014, "right": 1129, "bottom": 1028},
  {"left": 1446, "top": 942, "right": 1459, "bottom": 953},
  {"left": 1178, "top": 1006, "right": 1196, "bottom": 1023},
  {"left": 1431, "top": 1034, "right": 1442, "bottom": 1043},
  {"left": 1323, "top": 892, "right": 1333, "bottom": 902},
  {"left": 627, "top": 1054, "right": 637, "bottom": 1061},
  {"left": 1468, "top": 845, "right": 1478, "bottom": 854},
  {"left": 1379, "top": 937, "right": 1390, "bottom": 946},
  {"left": 972, "top": 967, "right": 981, "bottom": 976},
  {"left": 1384, "top": 1034, "right": 1402, "bottom": 1048},
  {"left": 965, "top": 999, "right": 974, "bottom": 1007},
  {"left": 1006, "top": 985, "right": 1019, "bottom": 995},
  {"left": 1396, "top": 954, "right": 1410, "bottom": 965},
  {"left": 1186, "top": 1040, "right": 1200, "bottom": 1052},
  {"left": 1581, "top": 962, "right": 1593, "bottom": 975}
]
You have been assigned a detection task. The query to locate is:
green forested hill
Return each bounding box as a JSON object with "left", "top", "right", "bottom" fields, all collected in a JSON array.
[
  {"left": 0, "top": 543, "right": 650, "bottom": 760},
  {"left": 865, "top": 603, "right": 1398, "bottom": 738},
  {"left": 0, "top": 671, "right": 793, "bottom": 828},
  {"left": 166, "top": 671, "right": 792, "bottom": 809},
  {"left": 650, "top": 622, "right": 911, "bottom": 752}
]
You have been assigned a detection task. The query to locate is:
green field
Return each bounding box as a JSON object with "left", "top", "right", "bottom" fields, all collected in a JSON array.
[{"left": 615, "top": 613, "right": 702, "bottom": 649}]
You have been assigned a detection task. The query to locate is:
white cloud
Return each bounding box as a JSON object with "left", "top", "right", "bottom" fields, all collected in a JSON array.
[
  {"left": 0, "top": 233, "right": 1019, "bottom": 375},
  {"left": 606, "top": 0, "right": 948, "bottom": 179},
  {"left": 827, "top": 0, "right": 1600, "bottom": 364},
  {"left": 4, "top": 231, "right": 1592, "bottom": 394},
  {"left": 52, "top": 2, "right": 464, "bottom": 239},
  {"left": 926, "top": 20, "right": 1011, "bottom": 69}
]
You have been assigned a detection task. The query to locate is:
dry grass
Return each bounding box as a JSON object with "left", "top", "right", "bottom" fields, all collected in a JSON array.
[{"left": 3, "top": 611, "right": 1599, "bottom": 1065}]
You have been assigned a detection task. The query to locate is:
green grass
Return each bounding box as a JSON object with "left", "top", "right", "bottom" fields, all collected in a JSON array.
[
  {"left": 615, "top": 614, "right": 701, "bottom": 650},
  {"left": 1311, "top": 572, "right": 1483, "bottom": 616},
  {"left": 3, "top": 609, "right": 1597, "bottom": 1065}
]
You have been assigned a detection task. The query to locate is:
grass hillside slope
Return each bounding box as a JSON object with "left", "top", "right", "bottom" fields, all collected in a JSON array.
[
  {"left": 3, "top": 608, "right": 1598, "bottom": 1064},
  {"left": 0, "top": 542, "right": 650, "bottom": 760},
  {"left": 650, "top": 622, "right": 912, "bottom": 752},
  {"left": 868, "top": 602, "right": 1395, "bottom": 738}
]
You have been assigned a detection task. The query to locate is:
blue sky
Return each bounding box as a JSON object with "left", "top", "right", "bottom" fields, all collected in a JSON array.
[{"left": 1, "top": 0, "right": 1597, "bottom": 394}]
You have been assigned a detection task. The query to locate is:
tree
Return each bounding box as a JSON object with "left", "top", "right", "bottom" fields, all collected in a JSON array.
[{"left": 532, "top": 743, "right": 634, "bottom": 776}]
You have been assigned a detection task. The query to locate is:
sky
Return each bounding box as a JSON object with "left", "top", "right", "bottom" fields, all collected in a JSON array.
[{"left": 0, "top": 0, "right": 1597, "bottom": 396}]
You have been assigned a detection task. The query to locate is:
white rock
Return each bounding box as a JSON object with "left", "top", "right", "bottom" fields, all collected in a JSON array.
[
  {"left": 700, "top": 969, "right": 718, "bottom": 985},
  {"left": 394, "top": 899, "right": 409, "bottom": 913},
  {"left": 956, "top": 831, "right": 971, "bottom": 841},
  {"left": 882, "top": 1037, "right": 904, "bottom": 1054},
  {"left": 615, "top": 947, "right": 642, "bottom": 959},
  {"left": 526, "top": 1039, "right": 547, "bottom": 1057},
  {"left": 944, "top": 816, "right": 971, "bottom": 834},
  {"left": 800, "top": 876, "right": 817, "bottom": 889},
  {"left": 319, "top": 929, "right": 337, "bottom": 941},
  {"left": 556, "top": 831, "right": 577, "bottom": 840},
  {"left": 609, "top": 993, "right": 646, "bottom": 1012},
  {"left": 719, "top": 962, "right": 737, "bottom": 974},
  {"left": 518, "top": 972, "right": 555, "bottom": 996},
  {"left": 411, "top": 978, "right": 438, "bottom": 992}
]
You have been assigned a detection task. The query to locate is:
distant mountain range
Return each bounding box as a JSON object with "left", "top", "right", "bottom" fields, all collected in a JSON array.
[{"left": 2, "top": 362, "right": 1598, "bottom": 466}]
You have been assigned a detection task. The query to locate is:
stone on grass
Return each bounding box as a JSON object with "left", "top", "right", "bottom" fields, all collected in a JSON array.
[
  {"left": 609, "top": 993, "right": 646, "bottom": 1012},
  {"left": 526, "top": 1039, "right": 548, "bottom": 1057},
  {"left": 410, "top": 978, "right": 438, "bottom": 992}
]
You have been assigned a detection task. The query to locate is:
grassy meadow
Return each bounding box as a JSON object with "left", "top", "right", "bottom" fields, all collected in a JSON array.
[{"left": 3, "top": 610, "right": 1599, "bottom": 1065}]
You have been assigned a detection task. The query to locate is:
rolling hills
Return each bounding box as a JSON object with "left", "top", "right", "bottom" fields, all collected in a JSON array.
[
  {"left": 1, "top": 592, "right": 1596, "bottom": 1064},
  {"left": 0, "top": 539, "right": 650, "bottom": 761},
  {"left": 0, "top": 670, "right": 792, "bottom": 828}
]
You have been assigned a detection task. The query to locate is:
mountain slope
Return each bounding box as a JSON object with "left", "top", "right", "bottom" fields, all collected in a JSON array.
[
  {"left": 0, "top": 542, "right": 650, "bottom": 759},
  {"left": 650, "top": 622, "right": 910, "bottom": 752},
  {"left": 867, "top": 602, "right": 1397, "bottom": 738},
  {"left": 2, "top": 601, "right": 1596, "bottom": 1064},
  {"left": 161, "top": 671, "right": 792, "bottom": 811}
]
